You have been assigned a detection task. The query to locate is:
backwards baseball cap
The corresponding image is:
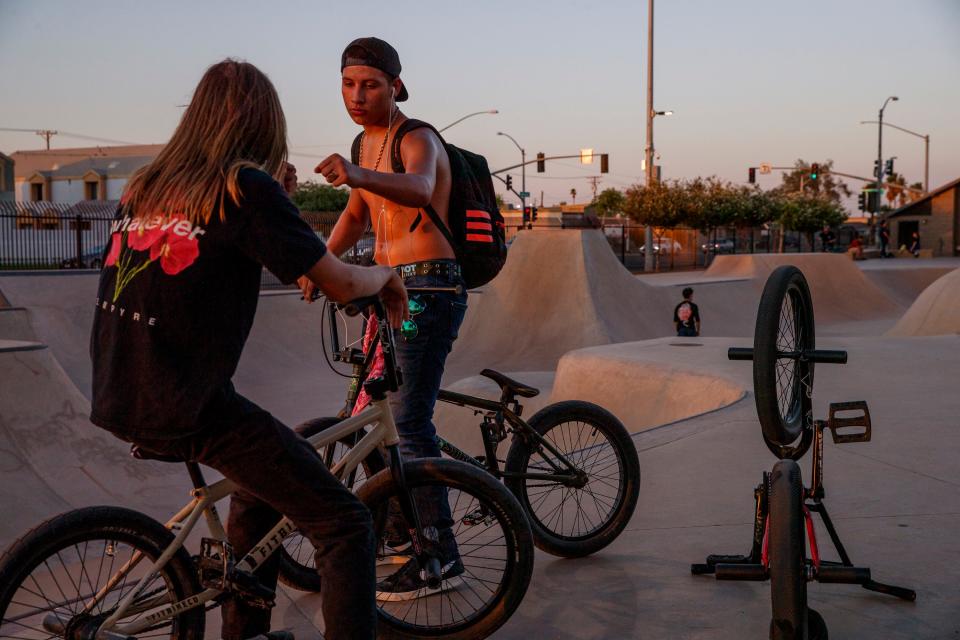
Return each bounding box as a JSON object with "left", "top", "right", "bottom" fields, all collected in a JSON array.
[{"left": 341, "top": 37, "right": 409, "bottom": 102}]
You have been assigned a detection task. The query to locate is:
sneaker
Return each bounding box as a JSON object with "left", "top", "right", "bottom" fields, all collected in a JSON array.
[
  {"left": 375, "top": 556, "right": 465, "bottom": 602},
  {"left": 245, "top": 632, "right": 296, "bottom": 640}
]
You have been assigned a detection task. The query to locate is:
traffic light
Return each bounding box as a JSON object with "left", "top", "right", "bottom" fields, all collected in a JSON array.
[
  {"left": 858, "top": 191, "right": 867, "bottom": 212},
  {"left": 536, "top": 152, "right": 545, "bottom": 173},
  {"left": 865, "top": 189, "right": 879, "bottom": 213},
  {"left": 506, "top": 174, "right": 513, "bottom": 191},
  {"left": 748, "top": 167, "right": 756, "bottom": 184},
  {"left": 600, "top": 154, "right": 609, "bottom": 173},
  {"left": 809, "top": 163, "right": 819, "bottom": 181},
  {"left": 874, "top": 159, "right": 882, "bottom": 179},
  {"left": 884, "top": 158, "right": 895, "bottom": 177},
  {"left": 531, "top": 206, "right": 538, "bottom": 221}
]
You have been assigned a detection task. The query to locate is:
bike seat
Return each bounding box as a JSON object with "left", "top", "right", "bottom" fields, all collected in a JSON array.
[
  {"left": 479, "top": 369, "right": 539, "bottom": 399},
  {"left": 130, "top": 445, "right": 185, "bottom": 464}
]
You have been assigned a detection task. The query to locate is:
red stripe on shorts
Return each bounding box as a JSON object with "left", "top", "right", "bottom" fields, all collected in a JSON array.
[{"left": 466, "top": 233, "right": 494, "bottom": 243}]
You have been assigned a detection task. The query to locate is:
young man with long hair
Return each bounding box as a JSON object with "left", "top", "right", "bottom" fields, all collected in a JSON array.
[
  {"left": 90, "top": 59, "right": 404, "bottom": 640},
  {"left": 299, "top": 37, "right": 468, "bottom": 599}
]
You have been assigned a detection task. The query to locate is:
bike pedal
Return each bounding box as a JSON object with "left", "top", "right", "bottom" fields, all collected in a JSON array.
[
  {"left": 827, "top": 401, "right": 871, "bottom": 443},
  {"left": 198, "top": 538, "right": 234, "bottom": 590}
]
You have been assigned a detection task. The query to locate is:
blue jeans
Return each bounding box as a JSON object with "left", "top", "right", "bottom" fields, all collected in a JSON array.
[{"left": 389, "top": 272, "right": 468, "bottom": 551}]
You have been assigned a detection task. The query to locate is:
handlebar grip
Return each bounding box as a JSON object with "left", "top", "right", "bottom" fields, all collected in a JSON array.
[
  {"left": 806, "top": 349, "right": 847, "bottom": 364},
  {"left": 728, "top": 347, "right": 754, "bottom": 361}
]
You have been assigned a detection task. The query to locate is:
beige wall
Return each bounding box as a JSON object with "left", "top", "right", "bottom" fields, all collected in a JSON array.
[{"left": 890, "top": 187, "right": 957, "bottom": 256}]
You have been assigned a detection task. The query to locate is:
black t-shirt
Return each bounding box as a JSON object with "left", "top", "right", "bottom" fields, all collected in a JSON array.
[
  {"left": 90, "top": 168, "right": 326, "bottom": 439},
  {"left": 673, "top": 300, "right": 700, "bottom": 329}
]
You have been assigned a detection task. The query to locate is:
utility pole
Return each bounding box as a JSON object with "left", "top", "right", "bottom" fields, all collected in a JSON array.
[
  {"left": 588, "top": 176, "right": 601, "bottom": 199},
  {"left": 875, "top": 96, "right": 898, "bottom": 242},
  {"left": 35, "top": 130, "right": 58, "bottom": 149},
  {"left": 644, "top": 0, "right": 655, "bottom": 272}
]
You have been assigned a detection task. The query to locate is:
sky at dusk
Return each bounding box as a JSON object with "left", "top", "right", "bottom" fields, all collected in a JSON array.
[{"left": 2, "top": 0, "right": 958, "bottom": 208}]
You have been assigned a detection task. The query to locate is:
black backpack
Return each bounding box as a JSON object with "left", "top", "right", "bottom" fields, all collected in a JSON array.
[{"left": 350, "top": 119, "right": 507, "bottom": 289}]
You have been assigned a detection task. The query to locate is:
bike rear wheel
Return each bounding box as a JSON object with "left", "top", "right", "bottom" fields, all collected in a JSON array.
[
  {"left": 768, "top": 459, "right": 808, "bottom": 640},
  {"left": 754, "top": 266, "right": 816, "bottom": 457},
  {"left": 358, "top": 458, "right": 534, "bottom": 639},
  {"left": 504, "top": 401, "right": 641, "bottom": 558},
  {"left": 0, "top": 506, "right": 204, "bottom": 640}
]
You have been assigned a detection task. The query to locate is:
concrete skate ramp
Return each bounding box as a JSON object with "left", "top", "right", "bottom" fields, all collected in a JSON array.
[
  {"left": 705, "top": 253, "right": 900, "bottom": 322},
  {"left": 863, "top": 264, "right": 958, "bottom": 308},
  {"left": 0, "top": 307, "right": 36, "bottom": 341},
  {"left": 448, "top": 230, "right": 672, "bottom": 376},
  {"left": 0, "top": 341, "right": 189, "bottom": 546},
  {"left": 0, "top": 273, "right": 99, "bottom": 397},
  {"left": 887, "top": 268, "right": 960, "bottom": 336}
]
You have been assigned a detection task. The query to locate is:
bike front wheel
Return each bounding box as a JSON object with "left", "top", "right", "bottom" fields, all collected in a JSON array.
[
  {"left": 358, "top": 458, "right": 534, "bottom": 640},
  {"left": 0, "top": 506, "right": 204, "bottom": 640},
  {"left": 504, "top": 400, "right": 641, "bottom": 558},
  {"left": 279, "top": 416, "right": 386, "bottom": 592}
]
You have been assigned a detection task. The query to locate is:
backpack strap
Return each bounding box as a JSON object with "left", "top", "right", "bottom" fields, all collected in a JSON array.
[
  {"left": 350, "top": 132, "right": 363, "bottom": 165},
  {"left": 388, "top": 119, "right": 459, "bottom": 252}
]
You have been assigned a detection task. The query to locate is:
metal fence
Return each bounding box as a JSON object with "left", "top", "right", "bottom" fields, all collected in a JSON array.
[{"left": 0, "top": 201, "right": 117, "bottom": 269}]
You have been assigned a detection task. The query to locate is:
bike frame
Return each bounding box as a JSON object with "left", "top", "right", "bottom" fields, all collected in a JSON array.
[
  {"left": 93, "top": 374, "right": 403, "bottom": 635},
  {"left": 325, "top": 301, "right": 584, "bottom": 485}
]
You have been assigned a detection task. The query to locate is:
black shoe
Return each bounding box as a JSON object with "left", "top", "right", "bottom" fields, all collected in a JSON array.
[
  {"left": 246, "top": 632, "right": 296, "bottom": 640},
  {"left": 375, "top": 556, "right": 465, "bottom": 602}
]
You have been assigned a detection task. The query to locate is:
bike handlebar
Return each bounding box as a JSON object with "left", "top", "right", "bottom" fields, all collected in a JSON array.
[{"left": 727, "top": 347, "right": 848, "bottom": 364}]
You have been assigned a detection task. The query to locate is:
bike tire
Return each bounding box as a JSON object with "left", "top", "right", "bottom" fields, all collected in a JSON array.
[
  {"left": 754, "top": 265, "right": 815, "bottom": 454},
  {"left": 0, "top": 506, "right": 204, "bottom": 640},
  {"left": 504, "top": 400, "right": 641, "bottom": 558},
  {"left": 278, "top": 416, "right": 386, "bottom": 592},
  {"left": 357, "top": 458, "right": 534, "bottom": 640},
  {"left": 768, "top": 459, "right": 808, "bottom": 640}
]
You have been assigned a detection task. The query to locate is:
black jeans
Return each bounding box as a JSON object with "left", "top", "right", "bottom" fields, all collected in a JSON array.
[
  {"left": 129, "top": 396, "right": 375, "bottom": 640},
  {"left": 388, "top": 273, "right": 468, "bottom": 554}
]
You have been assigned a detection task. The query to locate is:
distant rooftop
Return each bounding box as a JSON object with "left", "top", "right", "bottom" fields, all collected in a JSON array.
[{"left": 9, "top": 144, "right": 164, "bottom": 180}]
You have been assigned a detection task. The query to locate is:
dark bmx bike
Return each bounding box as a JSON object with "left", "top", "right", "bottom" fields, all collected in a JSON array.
[
  {"left": 279, "top": 291, "right": 641, "bottom": 592},
  {"left": 691, "top": 265, "right": 915, "bottom": 640}
]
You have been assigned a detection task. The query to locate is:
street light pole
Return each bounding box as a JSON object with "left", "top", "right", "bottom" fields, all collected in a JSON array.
[
  {"left": 497, "top": 132, "right": 526, "bottom": 216},
  {"left": 438, "top": 109, "right": 499, "bottom": 133},
  {"left": 860, "top": 120, "right": 929, "bottom": 194},
  {"left": 875, "top": 96, "right": 898, "bottom": 237},
  {"left": 644, "top": 0, "right": 655, "bottom": 272}
]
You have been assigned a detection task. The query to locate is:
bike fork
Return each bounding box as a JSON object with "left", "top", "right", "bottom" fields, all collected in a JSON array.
[{"left": 385, "top": 444, "right": 443, "bottom": 588}]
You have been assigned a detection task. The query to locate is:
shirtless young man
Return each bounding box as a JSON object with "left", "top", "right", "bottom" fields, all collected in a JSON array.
[{"left": 300, "top": 37, "right": 468, "bottom": 599}]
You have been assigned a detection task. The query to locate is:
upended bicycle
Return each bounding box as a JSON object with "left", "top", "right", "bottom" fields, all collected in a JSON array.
[
  {"left": 691, "top": 265, "right": 915, "bottom": 640},
  {"left": 0, "top": 295, "right": 534, "bottom": 640},
  {"left": 279, "top": 291, "right": 640, "bottom": 592}
]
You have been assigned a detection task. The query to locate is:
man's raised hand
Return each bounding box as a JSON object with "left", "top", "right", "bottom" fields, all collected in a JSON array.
[
  {"left": 315, "top": 154, "right": 361, "bottom": 188},
  {"left": 282, "top": 162, "right": 298, "bottom": 195}
]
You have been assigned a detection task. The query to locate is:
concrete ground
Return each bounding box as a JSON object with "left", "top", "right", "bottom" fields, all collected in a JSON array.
[{"left": 1, "top": 237, "right": 959, "bottom": 639}]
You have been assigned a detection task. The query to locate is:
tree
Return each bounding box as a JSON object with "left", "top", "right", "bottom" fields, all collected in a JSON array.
[
  {"left": 777, "top": 194, "right": 847, "bottom": 249},
  {"left": 774, "top": 159, "right": 851, "bottom": 204},
  {"left": 291, "top": 181, "right": 350, "bottom": 212},
  {"left": 495, "top": 193, "right": 506, "bottom": 210},
  {"left": 592, "top": 188, "right": 626, "bottom": 218}
]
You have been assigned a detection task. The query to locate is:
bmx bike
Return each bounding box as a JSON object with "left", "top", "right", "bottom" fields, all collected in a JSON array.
[
  {"left": 278, "top": 289, "right": 640, "bottom": 593},
  {"left": 0, "top": 295, "right": 534, "bottom": 640},
  {"left": 691, "top": 265, "right": 915, "bottom": 639}
]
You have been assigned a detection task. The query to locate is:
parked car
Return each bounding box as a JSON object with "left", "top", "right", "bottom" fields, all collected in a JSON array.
[
  {"left": 701, "top": 238, "right": 736, "bottom": 254},
  {"left": 59, "top": 244, "right": 107, "bottom": 269}
]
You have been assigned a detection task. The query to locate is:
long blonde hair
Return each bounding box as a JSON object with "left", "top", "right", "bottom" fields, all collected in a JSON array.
[{"left": 122, "top": 59, "right": 288, "bottom": 224}]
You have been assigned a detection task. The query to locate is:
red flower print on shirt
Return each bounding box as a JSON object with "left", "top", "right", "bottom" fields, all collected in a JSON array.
[
  {"left": 106, "top": 215, "right": 204, "bottom": 301},
  {"left": 150, "top": 231, "right": 201, "bottom": 275},
  {"left": 104, "top": 233, "right": 122, "bottom": 267},
  {"left": 126, "top": 222, "right": 165, "bottom": 251}
]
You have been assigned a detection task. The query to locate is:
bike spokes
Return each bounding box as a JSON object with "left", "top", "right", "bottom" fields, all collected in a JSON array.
[{"left": 523, "top": 422, "right": 624, "bottom": 540}]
